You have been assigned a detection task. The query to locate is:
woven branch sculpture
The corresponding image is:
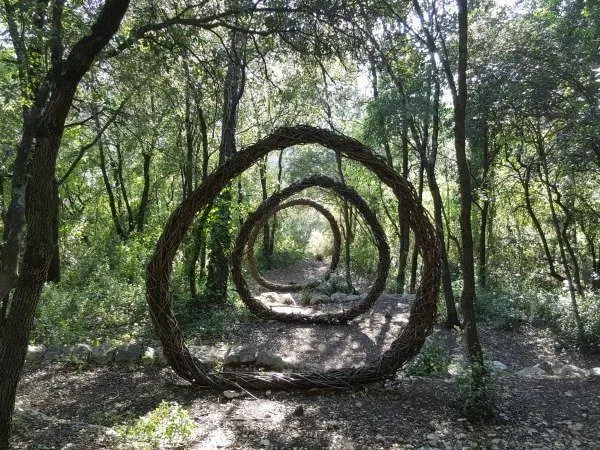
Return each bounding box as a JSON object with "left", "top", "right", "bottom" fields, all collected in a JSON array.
[
  {"left": 146, "top": 125, "right": 441, "bottom": 390},
  {"left": 245, "top": 197, "right": 342, "bottom": 293},
  {"left": 234, "top": 177, "right": 390, "bottom": 323}
]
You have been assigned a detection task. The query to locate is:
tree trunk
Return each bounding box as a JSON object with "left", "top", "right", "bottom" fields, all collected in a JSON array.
[
  {"left": 267, "top": 150, "right": 284, "bottom": 260},
  {"left": 536, "top": 138, "right": 586, "bottom": 345},
  {"left": 0, "top": 3, "right": 130, "bottom": 446},
  {"left": 187, "top": 208, "right": 212, "bottom": 301},
  {"left": 136, "top": 152, "right": 152, "bottom": 232},
  {"left": 409, "top": 163, "right": 425, "bottom": 292},
  {"left": 336, "top": 152, "right": 354, "bottom": 290},
  {"left": 115, "top": 140, "right": 135, "bottom": 234},
  {"left": 0, "top": 0, "right": 54, "bottom": 318},
  {"left": 397, "top": 120, "right": 410, "bottom": 291},
  {"left": 204, "top": 27, "right": 245, "bottom": 304},
  {"left": 259, "top": 158, "right": 271, "bottom": 268},
  {"left": 427, "top": 77, "right": 460, "bottom": 327},
  {"left": 477, "top": 124, "right": 491, "bottom": 289},
  {"left": 183, "top": 82, "right": 209, "bottom": 299},
  {"left": 98, "top": 125, "right": 126, "bottom": 239},
  {"left": 427, "top": 163, "right": 461, "bottom": 327},
  {"left": 454, "top": 0, "right": 492, "bottom": 420},
  {"left": 517, "top": 161, "right": 564, "bottom": 281}
]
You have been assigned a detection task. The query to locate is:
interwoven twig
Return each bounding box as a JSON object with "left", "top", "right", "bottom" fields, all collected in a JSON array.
[
  {"left": 146, "top": 125, "right": 441, "bottom": 389},
  {"left": 233, "top": 177, "right": 390, "bottom": 323},
  {"left": 245, "top": 198, "right": 342, "bottom": 292}
]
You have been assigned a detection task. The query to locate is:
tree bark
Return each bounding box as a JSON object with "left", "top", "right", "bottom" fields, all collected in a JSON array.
[
  {"left": 477, "top": 124, "right": 491, "bottom": 289},
  {"left": 137, "top": 152, "right": 152, "bottom": 232},
  {"left": 114, "top": 140, "right": 135, "bottom": 234},
  {"left": 204, "top": 25, "right": 245, "bottom": 304},
  {"left": 397, "top": 119, "right": 411, "bottom": 291},
  {"left": 428, "top": 77, "right": 460, "bottom": 327},
  {"left": 454, "top": 0, "right": 492, "bottom": 420},
  {"left": 336, "top": 152, "right": 354, "bottom": 290},
  {"left": 98, "top": 124, "right": 126, "bottom": 239},
  {"left": 409, "top": 163, "right": 425, "bottom": 292},
  {"left": 259, "top": 157, "right": 271, "bottom": 268}
]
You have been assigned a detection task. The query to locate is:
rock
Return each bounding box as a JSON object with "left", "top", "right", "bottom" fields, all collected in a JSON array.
[
  {"left": 26, "top": 344, "right": 46, "bottom": 363},
  {"left": 154, "top": 347, "right": 169, "bottom": 367},
  {"left": 114, "top": 343, "right": 143, "bottom": 363},
  {"left": 259, "top": 438, "right": 270, "bottom": 447},
  {"left": 223, "top": 390, "right": 242, "bottom": 399},
  {"left": 89, "top": 344, "right": 115, "bottom": 365},
  {"left": 308, "top": 294, "right": 329, "bottom": 306},
  {"left": 517, "top": 366, "right": 548, "bottom": 377},
  {"left": 186, "top": 345, "right": 217, "bottom": 368},
  {"left": 141, "top": 346, "right": 156, "bottom": 365},
  {"left": 346, "top": 294, "right": 361, "bottom": 302},
  {"left": 42, "top": 346, "right": 64, "bottom": 363},
  {"left": 331, "top": 292, "right": 348, "bottom": 302},
  {"left": 292, "top": 405, "right": 304, "bottom": 416},
  {"left": 558, "top": 364, "right": 588, "bottom": 378},
  {"left": 255, "top": 351, "right": 288, "bottom": 371},
  {"left": 280, "top": 293, "right": 295, "bottom": 305},
  {"left": 260, "top": 292, "right": 280, "bottom": 303},
  {"left": 223, "top": 347, "right": 257, "bottom": 367},
  {"left": 488, "top": 361, "right": 508, "bottom": 372},
  {"left": 535, "top": 361, "right": 554, "bottom": 374},
  {"left": 567, "top": 422, "right": 584, "bottom": 432},
  {"left": 69, "top": 343, "right": 92, "bottom": 360},
  {"left": 590, "top": 367, "right": 600, "bottom": 378},
  {"left": 303, "top": 293, "right": 331, "bottom": 306}
]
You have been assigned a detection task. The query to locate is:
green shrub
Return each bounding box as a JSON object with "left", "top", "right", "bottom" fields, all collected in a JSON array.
[
  {"left": 33, "top": 271, "right": 149, "bottom": 346},
  {"left": 456, "top": 364, "right": 495, "bottom": 423},
  {"left": 404, "top": 342, "right": 451, "bottom": 377},
  {"left": 118, "top": 401, "right": 196, "bottom": 449}
]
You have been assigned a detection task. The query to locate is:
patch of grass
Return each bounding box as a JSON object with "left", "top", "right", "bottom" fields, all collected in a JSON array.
[{"left": 117, "top": 401, "right": 196, "bottom": 449}]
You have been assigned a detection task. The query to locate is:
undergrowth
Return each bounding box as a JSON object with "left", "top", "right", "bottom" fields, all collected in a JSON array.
[{"left": 117, "top": 401, "right": 196, "bottom": 449}]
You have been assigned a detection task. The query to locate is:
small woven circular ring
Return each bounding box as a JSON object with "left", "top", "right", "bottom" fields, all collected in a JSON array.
[
  {"left": 231, "top": 175, "right": 390, "bottom": 324},
  {"left": 245, "top": 197, "right": 342, "bottom": 292}
]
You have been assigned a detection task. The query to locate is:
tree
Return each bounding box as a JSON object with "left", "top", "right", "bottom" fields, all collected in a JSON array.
[
  {"left": 204, "top": 13, "right": 247, "bottom": 305},
  {"left": 411, "top": 0, "right": 493, "bottom": 419},
  {"left": 0, "top": 2, "right": 131, "bottom": 446}
]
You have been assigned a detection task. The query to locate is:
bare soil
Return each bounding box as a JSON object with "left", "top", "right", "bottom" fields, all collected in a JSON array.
[{"left": 12, "top": 262, "right": 600, "bottom": 449}]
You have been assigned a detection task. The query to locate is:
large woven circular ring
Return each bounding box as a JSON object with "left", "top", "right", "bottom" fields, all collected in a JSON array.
[
  {"left": 146, "top": 125, "right": 441, "bottom": 389},
  {"left": 232, "top": 176, "right": 390, "bottom": 323},
  {"left": 246, "top": 197, "right": 342, "bottom": 292}
]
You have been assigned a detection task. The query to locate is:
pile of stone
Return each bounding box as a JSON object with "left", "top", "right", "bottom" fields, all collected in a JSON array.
[
  {"left": 257, "top": 290, "right": 365, "bottom": 306},
  {"left": 223, "top": 346, "right": 295, "bottom": 371}
]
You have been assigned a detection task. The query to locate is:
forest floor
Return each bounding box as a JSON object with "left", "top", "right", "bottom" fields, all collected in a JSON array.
[{"left": 12, "top": 261, "right": 600, "bottom": 449}]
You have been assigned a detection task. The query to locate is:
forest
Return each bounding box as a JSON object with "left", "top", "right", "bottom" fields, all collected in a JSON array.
[{"left": 0, "top": 0, "right": 599, "bottom": 448}]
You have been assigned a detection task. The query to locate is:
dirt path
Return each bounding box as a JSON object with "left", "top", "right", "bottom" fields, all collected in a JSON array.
[{"left": 12, "top": 262, "right": 600, "bottom": 448}]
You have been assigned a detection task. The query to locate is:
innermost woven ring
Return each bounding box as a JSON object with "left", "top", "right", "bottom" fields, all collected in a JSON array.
[
  {"left": 231, "top": 175, "right": 390, "bottom": 324},
  {"left": 245, "top": 198, "right": 342, "bottom": 292}
]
